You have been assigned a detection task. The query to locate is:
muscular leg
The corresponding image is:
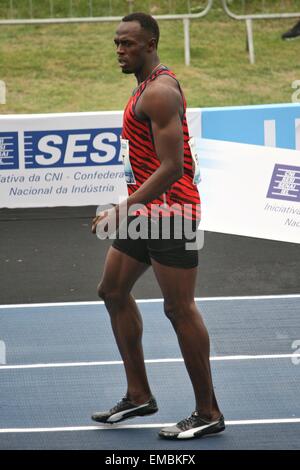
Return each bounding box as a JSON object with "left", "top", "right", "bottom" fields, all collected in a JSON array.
[
  {"left": 151, "top": 259, "right": 221, "bottom": 421},
  {"left": 97, "top": 246, "right": 152, "bottom": 405}
]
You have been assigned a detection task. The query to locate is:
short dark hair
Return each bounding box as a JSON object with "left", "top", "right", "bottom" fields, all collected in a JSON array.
[{"left": 122, "top": 12, "right": 160, "bottom": 47}]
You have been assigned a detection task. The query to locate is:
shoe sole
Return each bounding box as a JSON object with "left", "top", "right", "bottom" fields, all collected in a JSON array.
[
  {"left": 159, "top": 421, "right": 225, "bottom": 440},
  {"left": 92, "top": 407, "right": 159, "bottom": 424}
]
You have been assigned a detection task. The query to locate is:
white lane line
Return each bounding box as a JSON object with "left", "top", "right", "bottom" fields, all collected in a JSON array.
[
  {"left": 0, "top": 354, "right": 299, "bottom": 371},
  {"left": 0, "top": 294, "right": 300, "bottom": 309},
  {"left": 0, "top": 301, "right": 105, "bottom": 309},
  {"left": 0, "top": 418, "right": 300, "bottom": 434}
]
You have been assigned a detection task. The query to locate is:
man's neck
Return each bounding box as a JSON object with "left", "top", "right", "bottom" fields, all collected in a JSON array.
[{"left": 136, "top": 58, "right": 161, "bottom": 85}]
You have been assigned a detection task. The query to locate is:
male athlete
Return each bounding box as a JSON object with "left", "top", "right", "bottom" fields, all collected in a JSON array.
[{"left": 91, "top": 12, "right": 224, "bottom": 440}]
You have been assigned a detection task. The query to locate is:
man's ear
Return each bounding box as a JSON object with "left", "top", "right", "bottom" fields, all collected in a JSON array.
[{"left": 147, "top": 37, "right": 157, "bottom": 51}]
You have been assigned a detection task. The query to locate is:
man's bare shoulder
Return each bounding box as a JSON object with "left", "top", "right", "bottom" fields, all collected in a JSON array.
[
  {"left": 138, "top": 74, "right": 182, "bottom": 119},
  {"left": 144, "top": 73, "right": 181, "bottom": 100}
]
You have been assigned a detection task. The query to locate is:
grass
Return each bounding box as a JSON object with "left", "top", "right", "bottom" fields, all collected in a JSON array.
[{"left": 0, "top": 2, "right": 300, "bottom": 113}]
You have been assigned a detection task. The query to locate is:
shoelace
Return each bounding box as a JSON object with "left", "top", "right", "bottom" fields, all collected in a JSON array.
[
  {"left": 177, "top": 411, "right": 203, "bottom": 431},
  {"left": 110, "top": 396, "right": 129, "bottom": 413}
]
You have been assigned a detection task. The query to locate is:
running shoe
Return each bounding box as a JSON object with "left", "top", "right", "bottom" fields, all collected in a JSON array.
[
  {"left": 159, "top": 411, "right": 225, "bottom": 439},
  {"left": 91, "top": 395, "right": 158, "bottom": 424}
]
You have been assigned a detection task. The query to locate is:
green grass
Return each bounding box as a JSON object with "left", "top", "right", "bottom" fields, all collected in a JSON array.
[{"left": 0, "top": 3, "right": 300, "bottom": 113}]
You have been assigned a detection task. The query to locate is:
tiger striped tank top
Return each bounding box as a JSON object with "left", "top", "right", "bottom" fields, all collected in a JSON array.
[{"left": 121, "top": 65, "right": 201, "bottom": 221}]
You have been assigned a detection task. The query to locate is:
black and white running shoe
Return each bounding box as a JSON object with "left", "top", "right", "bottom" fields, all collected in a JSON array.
[
  {"left": 159, "top": 411, "right": 225, "bottom": 439},
  {"left": 91, "top": 395, "right": 158, "bottom": 424}
]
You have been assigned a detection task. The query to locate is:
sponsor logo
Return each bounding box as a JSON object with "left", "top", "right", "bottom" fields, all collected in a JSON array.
[
  {"left": 267, "top": 164, "right": 300, "bottom": 202},
  {"left": 0, "top": 132, "right": 19, "bottom": 170},
  {"left": 24, "top": 128, "right": 122, "bottom": 168}
]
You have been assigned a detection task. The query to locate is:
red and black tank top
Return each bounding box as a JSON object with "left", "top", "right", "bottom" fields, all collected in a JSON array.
[{"left": 122, "top": 65, "right": 201, "bottom": 221}]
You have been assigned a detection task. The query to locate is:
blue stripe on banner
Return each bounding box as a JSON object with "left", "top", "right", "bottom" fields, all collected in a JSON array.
[{"left": 201, "top": 104, "right": 300, "bottom": 150}]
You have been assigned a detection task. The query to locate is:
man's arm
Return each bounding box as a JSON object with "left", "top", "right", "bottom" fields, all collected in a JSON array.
[
  {"left": 92, "top": 79, "right": 184, "bottom": 233},
  {"left": 118, "top": 79, "right": 184, "bottom": 213}
]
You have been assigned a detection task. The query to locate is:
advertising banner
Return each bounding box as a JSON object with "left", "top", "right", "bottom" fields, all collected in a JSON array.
[
  {"left": 1, "top": 108, "right": 299, "bottom": 243},
  {"left": 198, "top": 138, "right": 300, "bottom": 244},
  {"left": 0, "top": 109, "right": 201, "bottom": 208}
]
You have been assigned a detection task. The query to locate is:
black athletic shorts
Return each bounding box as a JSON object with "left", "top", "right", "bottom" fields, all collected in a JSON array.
[{"left": 112, "top": 215, "right": 200, "bottom": 269}]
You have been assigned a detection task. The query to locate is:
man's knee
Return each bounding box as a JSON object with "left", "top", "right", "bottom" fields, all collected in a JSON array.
[
  {"left": 97, "top": 282, "right": 127, "bottom": 309},
  {"left": 163, "top": 299, "right": 195, "bottom": 324},
  {"left": 97, "top": 282, "right": 107, "bottom": 301}
]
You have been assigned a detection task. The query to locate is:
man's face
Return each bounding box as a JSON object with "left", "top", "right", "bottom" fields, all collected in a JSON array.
[{"left": 114, "top": 21, "right": 152, "bottom": 74}]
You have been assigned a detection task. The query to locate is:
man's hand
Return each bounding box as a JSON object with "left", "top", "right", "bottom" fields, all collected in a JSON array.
[
  {"left": 91, "top": 207, "right": 120, "bottom": 238},
  {"left": 91, "top": 210, "right": 107, "bottom": 234}
]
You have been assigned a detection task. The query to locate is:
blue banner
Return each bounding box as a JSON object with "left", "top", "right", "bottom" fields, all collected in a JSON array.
[{"left": 201, "top": 103, "right": 300, "bottom": 150}]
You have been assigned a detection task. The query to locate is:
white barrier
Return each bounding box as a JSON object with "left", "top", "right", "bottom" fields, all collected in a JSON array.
[
  {"left": 0, "top": 109, "right": 201, "bottom": 208},
  {"left": 1, "top": 108, "right": 299, "bottom": 244},
  {"left": 197, "top": 138, "right": 300, "bottom": 244}
]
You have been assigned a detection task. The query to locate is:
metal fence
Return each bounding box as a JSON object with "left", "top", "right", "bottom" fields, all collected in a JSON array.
[
  {"left": 0, "top": 0, "right": 214, "bottom": 66},
  {"left": 1, "top": 0, "right": 299, "bottom": 20},
  {"left": 0, "top": 1, "right": 212, "bottom": 18},
  {"left": 221, "top": 0, "right": 300, "bottom": 63},
  {"left": 225, "top": 0, "right": 300, "bottom": 15},
  {"left": 1, "top": 1, "right": 300, "bottom": 65}
]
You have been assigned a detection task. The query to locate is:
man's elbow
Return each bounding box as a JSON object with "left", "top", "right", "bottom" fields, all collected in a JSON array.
[
  {"left": 172, "top": 166, "right": 184, "bottom": 182},
  {"left": 162, "top": 161, "right": 183, "bottom": 183}
]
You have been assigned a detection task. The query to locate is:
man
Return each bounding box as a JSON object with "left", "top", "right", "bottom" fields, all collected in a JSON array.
[{"left": 91, "top": 12, "right": 224, "bottom": 440}]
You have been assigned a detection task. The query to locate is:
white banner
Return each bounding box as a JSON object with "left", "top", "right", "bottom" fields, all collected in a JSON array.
[
  {"left": 198, "top": 138, "right": 300, "bottom": 244},
  {"left": 1, "top": 110, "right": 299, "bottom": 243},
  {"left": 0, "top": 110, "right": 202, "bottom": 208}
]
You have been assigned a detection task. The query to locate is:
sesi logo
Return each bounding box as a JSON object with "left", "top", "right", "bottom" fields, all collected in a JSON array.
[
  {"left": 24, "top": 128, "right": 123, "bottom": 168},
  {"left": 0, "top": 132, "right": 19, "bottom": 169},
  {"left": 267, "top": 164, "right": 300, "bottom": 203}
]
